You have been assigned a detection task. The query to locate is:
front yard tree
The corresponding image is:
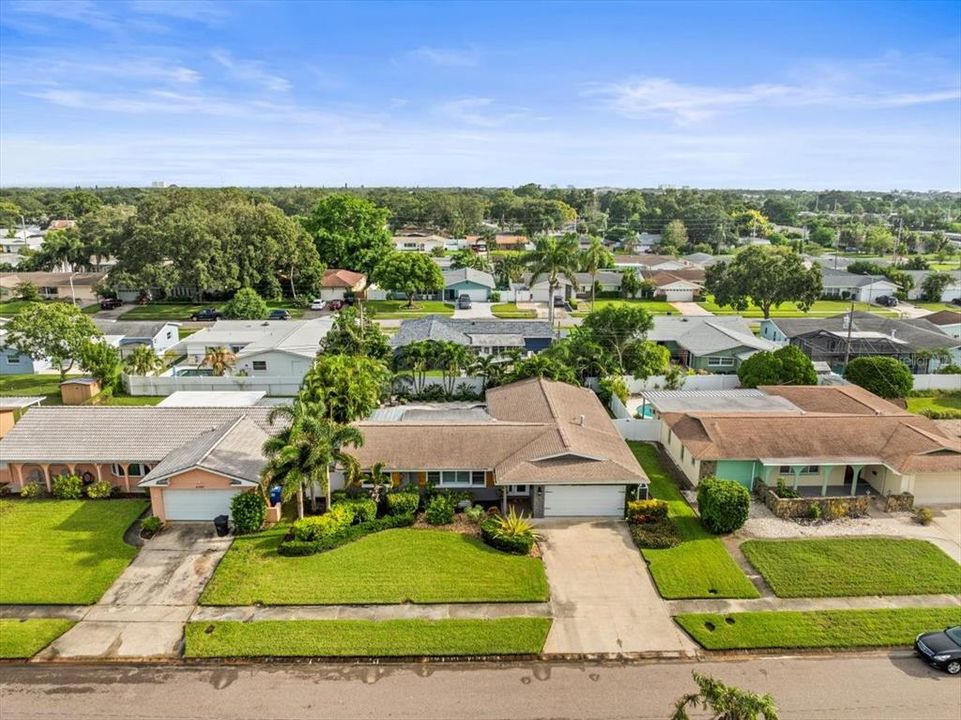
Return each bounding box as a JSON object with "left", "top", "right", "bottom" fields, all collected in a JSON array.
[
  {"left": 5, "top": 302, "right": 101, "bottom": 379},
  {"left": 223, "top": 287, "right": 268, "bottom": 319},
  {"left": 14, "top": 281, "right": 39, "bottom": 301},
  {"left": 921, "top": 271, "right": 951, "bottom": 302},
  {"left": 661, "top": 219, "right": 688, "bottom": 251},
  {"left": 303, "top": 194, "right": 392, "bottom": 277},
  {"left": 673, "top": 671, "right": 779, "bottom": 720},
  {"left": 78, "top": 340, "right": 122, "bottom": 392},
  {"left": 580, "top": 304, "right": 655, "bottom": 372},
  {"left": 319, "top": 306, "right": 392, "bottom": 361},
  {"left": 527, "top": 234, "right": 580, "bottom": 324},
  {"left": 262, "top": 399, "right": 325, "bottom": 519},
  {"left": 580, "top": 236, "right": 614, "bottom": 311},
  {"left": 737, "top": 346, "right": 817, "bottom": 388},
  {"left": 300, "top": 353, "right": 392, "bottom": 424},
  {"left": 450, "top": 249, "right": 491, "bottom": 272},
  {"left": 373, "top": 251, "right": 444, "bottom": 308},
  {"left": 620, "top": 267, "right": 643, "bottom": 299},
  {"left": 706, "top": 246, "right": 822, "bottom": 319},
  {"left": 843, "top": 356, "right": 913, "bottom": 399}
]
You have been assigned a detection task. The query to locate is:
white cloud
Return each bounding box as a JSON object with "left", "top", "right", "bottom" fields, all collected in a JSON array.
[
  {"left": 410, "top": 45, "right": 480, "bottom": 67},
  {"left": 435, "top": 97, "right": 528, "bottom": 127},
  {"left": 210, "top": 50, "right": 291, "bottom": 92}
]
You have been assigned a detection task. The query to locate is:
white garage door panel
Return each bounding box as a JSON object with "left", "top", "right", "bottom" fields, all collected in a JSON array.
[
  {"left": 544, "top": 485, "right": 625, "bottom": 517},
  {"left": 163, "top": 489, "right": 241, "bottom": 521},
  {"left": 913, "top": 477, "right": 961, "bottom": 506}
]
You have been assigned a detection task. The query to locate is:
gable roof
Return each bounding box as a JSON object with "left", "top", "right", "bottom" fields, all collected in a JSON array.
[
  {"left": 93, "top": 319, "right": 175, "bottom": 340},
  {"left": 442, "top": 267, "right": 496, "bottom": 289},
  {"left": 767, "top": 312, "right": 959, "bottom": 351},
  {"left": 390, "top": 316, "right": 554, "bottom": 348},
  {"left": 321, "top": 269, "right": 366, "bottom": 288},
  {"left": 648, "top": 316, "right": 777, "bottom": 355},
  {"left": 924, "top": 310, "right": 961, "bottom": 327},
  {"left": 821, "top": 268, "right": 898, "bottom": 289},
  {"left": 178, "top": 319, "right": 333, "bottom": 360}
]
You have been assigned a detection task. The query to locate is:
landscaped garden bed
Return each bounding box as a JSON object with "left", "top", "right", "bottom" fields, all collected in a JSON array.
[
  {"left": 628, "top": 443, "right": 759, "bottom": 600},
  {"left": 675, "top": 607, "right": 961, "bottom": 650},
  {"left": 0, "top": 499, "right": 148, "bottom": 604},
  {"left": 740, "top": 537, "right": 961, "bottom": 598},
  {"left": 0, "top": 619, "right": 76, "bottom": 658},
  {"left": 184, "top": 618, "right": 552, "bottom": 658}
]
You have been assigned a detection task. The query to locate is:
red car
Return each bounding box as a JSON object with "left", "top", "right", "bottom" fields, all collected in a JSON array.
[{"left": 327, "top": 299, "right": 345, "bottom": 311}]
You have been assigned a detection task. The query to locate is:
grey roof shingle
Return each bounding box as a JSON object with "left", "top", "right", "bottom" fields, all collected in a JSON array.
[
  {"left": 390, "top": 316, "right": 554, "bottom": 348},
  {"left": 767, "top": 312, "right": 960, "bottom": 351},
  {"left": 93, "top": 320, "right": 175, "bottom": 339},
  {"left": 442, "top": 267, "right": 496, "bottom": 288}
]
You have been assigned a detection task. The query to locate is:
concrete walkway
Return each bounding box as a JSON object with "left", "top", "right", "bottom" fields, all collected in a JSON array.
[
  {"left": 37, "top": 524, "right": 231, "bottom": 660},
  {"left": 538, "top": 520, "right": 696, "bottom": 655},
  {"left": 192, "top": 602, "right": 551, "bottom": 622},
  {"left": 668, "top": 592, "right": 961, "bottom": 615},
  {"left": 672, "top": 301, "right": 714, "bottom": 316}
]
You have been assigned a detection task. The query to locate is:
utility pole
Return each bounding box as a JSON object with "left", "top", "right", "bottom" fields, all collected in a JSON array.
[
  {"left": 842, "top": 297, "right": 855, "bottom": 370},
  {"left": 891, "top": 217, "right": 903, "bottom": 267}
]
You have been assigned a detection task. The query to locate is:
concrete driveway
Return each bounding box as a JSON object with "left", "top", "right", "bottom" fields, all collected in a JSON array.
[
  {"left": 538, "top": 520, "right": 695, "bottom": 656},
  {"left": 41, "top": 524, "right": 231, "bottom": 660},
  {"left": 452, "top": 301, "right": 494, "bottom": 319}
]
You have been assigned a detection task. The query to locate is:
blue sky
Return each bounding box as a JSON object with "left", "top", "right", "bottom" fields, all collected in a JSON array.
[{"left": 1, "top": 0, "right": 959, "bottom": 189}]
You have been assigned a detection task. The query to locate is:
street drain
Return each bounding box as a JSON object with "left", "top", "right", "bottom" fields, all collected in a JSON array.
[
  {"left": 725, "top": 617, "right": 736, "bottom": 625},
  {"left": 708, "top": 588, "right": 718, "bottom": 595},
  {"left": 704, "top": 622, "right": 716, "bottom": 632}
]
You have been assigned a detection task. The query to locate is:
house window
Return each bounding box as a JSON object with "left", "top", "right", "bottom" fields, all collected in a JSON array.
[
  {"left": 778, "top": 465, "right": 819, "bottom": 474},
  {"left": 426, "top": 470, "right": 486, "bottom": 487},
  {"left": 680, "top": 446, "right": 685, "bottom": 461},
  {"left": 166, "top": 331, "right": 172, "bottom": 339},
  {"left": 508, "top": 484, "right": 528, "bottom": 496},
  {"left": 111, "top": 463, "right": 152, "bottom": 477},
  {"left": 707, "top": 356, "right": 735, "bottom": 367},
  {"left": 6, "top": 354, "right": 21, "bottom": 363},
  {"left": 252, "top": 361, "right": 267, "bottom": 371}
]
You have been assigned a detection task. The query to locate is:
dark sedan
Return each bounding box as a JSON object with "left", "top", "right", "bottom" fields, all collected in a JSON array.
[
  {"left": 915, "top": 626, "right": 961, "bottom": 674},
  {"left": 190, "top": 307, "right": 222, "bottom": 321}
]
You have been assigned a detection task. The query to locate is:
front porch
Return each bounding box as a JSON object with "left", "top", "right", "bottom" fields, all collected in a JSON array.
[
  {"left": 795, "top": 484, "right": 877, "bottom": 498},
  {"left": 756, "top": 460, "right": 896, "bottom": 498}
]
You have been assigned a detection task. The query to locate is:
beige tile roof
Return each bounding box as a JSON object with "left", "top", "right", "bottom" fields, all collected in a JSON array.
[{"left": 759, "top": 385, "right": 908, "bottom": 416}]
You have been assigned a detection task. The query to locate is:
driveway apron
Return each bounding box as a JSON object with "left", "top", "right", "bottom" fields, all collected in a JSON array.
[
  {"left": 538, "top": 520, "right": 695, "bottom": 655},
  {"left": 39, "top": 524, "right": 231, "bottom": 660}
]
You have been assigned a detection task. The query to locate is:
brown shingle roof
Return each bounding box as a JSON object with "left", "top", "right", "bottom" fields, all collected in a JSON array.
[
  {"left": 923, "top": 310, "right": 961, "bottom": 327},
  {"left": 759, "top": 385, "right": 908, "bottom": 416},
  {"left": 321, "top": 269, "right": 366, "bottom": 288}
]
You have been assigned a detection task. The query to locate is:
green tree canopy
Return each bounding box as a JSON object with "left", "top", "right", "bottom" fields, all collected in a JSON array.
[
  {"left": 922, "top": 272, "right": 952, "bottom": 301},
  {"left": 319, "top": 306, "right": 392, "bottom": 360},
  {"left": 303, "top": 194, "right": 392, "bottom": 277},
  {"left": 706, "top": 246, "right": 822, "bottom": 318},
  {"left": 5, "top": 303, "right": 101, "bottom": 379},
  {"left": 373, "top": 251, "right": 444, "bottom": 308},
  {"left": 737, "top": 345, "right": 817, "bottom": 388},
  {"left": 843, "top": 356, "right": 913, "bottom": 398},
  {"left": 222, "top": 287, "right": 269, "bottom": 319},
  {"left": 299, "top": 353, "right": 392, "bottom": 424},
  {"left": 527, "top": 234, "right": 580, "bottom": 324}
]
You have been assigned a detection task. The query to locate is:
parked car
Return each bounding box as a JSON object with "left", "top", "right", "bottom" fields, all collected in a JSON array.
[
  {"left": 190, "top": 307, "right": 222, "bottom": 321},
  {"left": 457, "top": 294, "right": 472, "bottom": 309},
  {"left": 952, "top": 298, "right": 961, "bottom": 307},
  {"left": 915, "top": 626, "right": 961, "bottom": 674},
  {"left": 99, "top": 297, "right": 123, "bottom": 310},
  {"left": 268, "top": 309, "right": 291, "bottom": 320},
  {"left": 309, "top": 298, "right": 326, "bottom": 311},
  {"left": 875, "top": 295, "right": 899, "bottom": 307},
  {"left": 327, "top": 299, "right": 344, "bottom": 311}
]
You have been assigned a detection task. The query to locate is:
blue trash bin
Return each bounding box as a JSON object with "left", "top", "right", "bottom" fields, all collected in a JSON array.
[{"left": 269, "top": 486, "right": 282, "bottom": 506}]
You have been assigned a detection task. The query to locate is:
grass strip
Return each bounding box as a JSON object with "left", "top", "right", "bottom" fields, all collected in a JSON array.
[{"left": 0, "top": 619, "right": 76, "bottom": 658}]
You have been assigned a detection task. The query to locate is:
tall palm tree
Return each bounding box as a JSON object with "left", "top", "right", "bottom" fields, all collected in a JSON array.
[
  {"left": 437, "top": 341, "right": 471, "bottom": 396},
  {"left": 492, "top": 251, "right": 526, "bottom": 287},
  {"left": 201, "top": 346, "right": 236, "bottom": 376},
  {"left": 580, "top": 236, "right": 612, "bottom": 312},
  {"left": 527, "top": 235, "right": 580, "bottom": 325},
  {"left": 261, "top": 399, "right": 324, "bottom": 519},
  {"left": 341, "top": 453, "right": 364, "bottom": 490},
  {"left": 314, "top": 421, "right": 364, "bottom": 512},
  {"left": 124, "top": 345, "right": 162, "bottom": 376}
]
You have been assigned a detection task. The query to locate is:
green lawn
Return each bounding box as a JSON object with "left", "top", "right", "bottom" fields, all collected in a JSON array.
[
  {"left": 0, "top": 373, "right": 64, "bottom": 404},
  {"left": 363, "top": 300, "right": 454, "bottom": 319},
  {"left": 0, "top": 299, "right": 36, "bottom": 317},
  {"left": 97, "top": 395, "right": 165, "bottom": 406},
  {"left": 676, "top": 608, "right": 961, "bottom": 650},
  {"left": 0, "top": 499, "right": 148, "bottom": 604},
  {"left": 200, "top": 527, "right": 549, "bottom": 605},
  {"left": 909, "top": 301, "right": 959, "bottom": 313},
  {"left": 697, "top": 297, "right": 896, "bottom": 318},
  {"left": 185, "top": 618, "right": 551, "bottom": 658},
  {"left": 0, "top": 619, "right": 76, "bottom": 658},
  {"left": 491, "top": 303, "right": 537, "bottom": 319},
  {"left": 628, "top": 443, "right": 759, "bottom": 599},
  {"left": 119, "top": 300, "right": 304, "bottom": 321},
  {"left": 572, "top": 299, "right": 680, "bottom": 317},
  {"left": 741, "top": 538, "right": 961, "bottom": 598},
  {"left": 906, "top": 393, "right": 961, "bottom": 417}
]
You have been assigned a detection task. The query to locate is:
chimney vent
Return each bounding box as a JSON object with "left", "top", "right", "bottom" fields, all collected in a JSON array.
[{"left": 576, "top": 414, "right": 585, "bottom": 426}]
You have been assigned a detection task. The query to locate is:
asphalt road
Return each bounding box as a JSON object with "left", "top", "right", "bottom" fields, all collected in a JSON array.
[{"left": 1, "top": 654, "right": 959, "bottom": 720}]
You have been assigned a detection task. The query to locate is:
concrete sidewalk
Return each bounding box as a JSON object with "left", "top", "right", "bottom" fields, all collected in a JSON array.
[
  {"left": 668, "top": 592, "right": 961, "bottom": 615},
  {"left": 192, "top": 602, "right": 551, "bottom": 622}
]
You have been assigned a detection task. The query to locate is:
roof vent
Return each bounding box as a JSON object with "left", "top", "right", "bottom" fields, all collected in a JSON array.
[
  {"left": 890, "top": 329, "right": 896, "bottom": 339},
  {"left": 576, "top": 414, "right": 585, "bottom": 426}
]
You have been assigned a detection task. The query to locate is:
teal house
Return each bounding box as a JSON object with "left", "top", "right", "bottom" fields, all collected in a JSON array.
[{"left": 441, "top": 268, "right": 496, "bottom": 302}]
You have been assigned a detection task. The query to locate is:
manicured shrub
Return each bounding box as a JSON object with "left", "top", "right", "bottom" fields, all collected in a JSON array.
[
  {"left": 141, "top": 516, "right": 163, "bottom": 536},
  {"left": 292, "top": 504, "right": 355, "bottom": 542},
  {"left": 629, "top": 518, "right": 680, "bottom": 549},
  {"left": 336, "top": 498, "right": 377, "bottom": 524},
  {"left": 425, "top": 494, "right": 455, "bottom": 525},
  {"left": 230, "top": 492, "right": 267, "bottom": 535},
  {"left": 915, "top": 507, "right": 934, "bottom": 526},
  {"left": 774, "top": 479, "right": 800, "bottom": 499},
  {"left": 19, "top": 483, "right": 43, "bottom": 499},
  {"left": 278, "top": 513, "right": 416, "bottom": 556},
  {"left": 627, "top": 499, "right": 668, "bottom": 524},
  {"left": 843, "top": 356, "right": 913, "bottom": 399},
  {"left": 937, "top": 364, "right": 961, "bottom": 374},
  {"left": 51, "top": 474, "right": 83, "bottom": 500},
  {"left": 696, "top": 476, "right": 750, "bottom": 535},
  {"left": 480, "top": 509, "right": 538, "bottom": 555},
  {"left": 464, "top": 504, "right": 486, "bottom": 524},
  {"left": 808, "top": 503, "right": 822, "bottom": 520},
  {"left": 85, "top": 480, "right": 113, "bottom": 499},
  {"left": 386, "top": 490, "right": 420, "bottom": 516}
]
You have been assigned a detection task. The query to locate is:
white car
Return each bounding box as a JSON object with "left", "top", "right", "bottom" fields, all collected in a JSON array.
[{"left": 309, "top": 299, "right": 325, "bottom": 311}]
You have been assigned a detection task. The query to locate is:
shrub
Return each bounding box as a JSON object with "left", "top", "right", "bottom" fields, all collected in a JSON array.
[
  {"left": 696, "top": 476, "right": 750, "bottom": 534},
  {"left": 465, "top": 504, "right": 486, "bottom": 524},
  {"left": 490, "top": 290, "right": 501, "bottom": 302},
  {"left": 936, "top": 364, "right": 961, "bottom": 374},
  {"left": 627, "top": 499, "right": 668, "bottom": 524},
  {"left": 843, "top": 356, "right": 913, "bottom": 398},
  {"left": 808, "top": 503, "right": 822, "bottom": 520},
  {"left": 278, "top": 513, "right": 416, "bottom": 556},
  {"left": 292, "top": 503, "right": 355, "bottom": 541},
  {"left": 141, "top": 516, "right": 163, "bottom": 535},
  {"left": 480, "top": 509, "right": 538, "bottom": 555},
  {"left": 19, "top": 483, "right": 44, "bottom": 499},
  {"left": 336, "top": 498, "right": 377, "bottom": 524},
  {"left": 629, "top": 518, "right": 680, "bottom": 549},
  {"left": 915, "top": 506, "right": 934, "bottom": 526},
  {"left": 425, "top": 494, "right": 455, "bottom": 525},
  {"left": 222, "top": 287, "right": 268, "bottom": 319},
  {"left": 386, "top": 490, "right": 420, "bottom": 516},
  {"left": 85, "top": 480, "right": 113, "bottom": 499},
  {"left": 774, "top": 479, "right": 800, "bottom": 499},
  {"left": 231, "top": 492, "right": 267, "bottom": 535},
  {"left": 51, "top": 474, "right": 84, "bottom": 500}
]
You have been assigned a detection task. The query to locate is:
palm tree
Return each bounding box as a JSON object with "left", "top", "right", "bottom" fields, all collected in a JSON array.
[
  {"left": 124, "top": 345, "right": 162, "bottom": 376},
  {"left": 580, "top": 236, "right": 612, "bottom": 312},
  {"left": 672, "top": 671, "right": 779, "bottom": 720},
  {"left": 468, "top": 353, "right": 503, "bottom": 391},
  {"left": 314, "top": 421, "right": 364, "bottom": 512},
  {"left": 437, "top": 341, "right": 471, "bottom": 396},
  {"left": 492, "top": 251, "right": 526, "bottom": 287},
  {"left": 201, "top": 346, "right": 236, "bottom": 376},
  {"left": 261, "top": 399, "right": 324, "bottom": 519},
  {"left": 527, "top": 235, "right": 579, "bottom": 324},
  {"left": 341, "top": 453, "right": 364, "bottom": 490}
]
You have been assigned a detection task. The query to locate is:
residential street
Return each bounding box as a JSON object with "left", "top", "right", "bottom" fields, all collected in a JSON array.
[{"left": 2, "top": 655, "right": 959, "bottom": 720}]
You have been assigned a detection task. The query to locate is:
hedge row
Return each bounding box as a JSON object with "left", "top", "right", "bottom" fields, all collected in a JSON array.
[{"left": 278, "top": 513, "right": 416, "bottom": 557}]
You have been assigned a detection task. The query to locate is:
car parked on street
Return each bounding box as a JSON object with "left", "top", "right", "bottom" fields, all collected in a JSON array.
[
  {"left": 99, "top": 297, "right": 123, "bottom": 310},
  {"left": 190, "top": 307, "right": 222, "bottom": 321},
  {"left": 915, "top": 626, "right": 961, "bottom": 674},
  {"left": 268, "top": 309, "right": 291, "bottom": 320},
  {"left": 309, "top": 299, "right": 326, "bottom": 311}
]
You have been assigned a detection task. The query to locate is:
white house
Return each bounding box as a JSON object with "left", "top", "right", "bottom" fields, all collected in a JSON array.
[
  {"left": 614, "top": 254, "right": 691, "bottom": 272},
  {"left": 392, "top": 233, "right": 465, "bottom": 253},
  {"left": 319, "top": 269, "right": 367, "bottom": 302},
  {"left": 903, "top": 270, "right": 961, "bottom": 303},
  {"left": 93, "top": 320, "right": 181, "bottom": 359},
  {"left": 820, "top": 268, "right": 899, "bottom": 303}
]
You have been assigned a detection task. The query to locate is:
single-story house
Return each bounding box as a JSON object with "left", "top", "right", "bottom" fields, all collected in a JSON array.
[
  {"left": 903, "top": 270, "right": 961, "bottom": 303},
  {"left": 466, "top": 233, "right": 530, "bottom": 251},
  {"left": 93, "top": 320, "right": 180, "bottom": 359},
  {"left": 658, "top": 384, "right": 961, "bottom": 505},
  {"left": 923, "top": 310, "right": 961, "bottom": 340},
  {"left": 574, "top": 271, "right": 623, "bottom": 295},
  {"left": 648, "top": 316, "right": 778, "bottom": 373},
  {"left": 392, "top": 233, "right": 464, "bottom": 253},
  {"left": 820, "top": 268, "right": 899, "bottom": 303},
  {"left": 645, "top": 271, "right": 705, "bottom": 302},
  {"left": 526, "top": 274, "right": 576, "bottom": 303},
  {"left": 441, "top": 268, "right": 496, "bottom": 302},
  {"left": 614, "top": 254, "right": 691, "bottom": 272},
  {"left": 172, "top": 318, "right": 333, "bottom": 378},
  {"left": 319, "top": 269, "right": 367, "bottom": 302},
  {"left": 0, "top": 396, "right": 44, "bottom": 438},
  {"left": 0, "top": 271, "right": 105, "bottom": 305},
  {"left": 351, "top": 378, "right": 648, "bottom": 517},
  {"left": 760, "top": 311, "right": 961, "bottom": 373},
  {"left": 0, "top": 325, "right": 51, "bottom": 375},
  {"left": 390, "top": 316, "right": 555, "bottom": 356}
]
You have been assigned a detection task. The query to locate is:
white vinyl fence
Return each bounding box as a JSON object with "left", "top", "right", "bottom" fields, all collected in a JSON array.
[
  {"left": 125, "top": 374, "right": 304, "bottom": 397},
  {"left": 912, "top": 374, "right": 961, "bottom": 391},
  {"left": 609, "top": 393, "right": 662, "bottom": 441}
]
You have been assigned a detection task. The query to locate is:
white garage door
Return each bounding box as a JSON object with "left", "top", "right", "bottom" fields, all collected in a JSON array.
[
  {"left": 544, "top": 485, "right": 625, "bottom": 517},
  {"left": 913, "top": 476, "right": 961, "bottom": 505},
  {"left": 163, "top": 489, "right": 241, "bottom": 521}
]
